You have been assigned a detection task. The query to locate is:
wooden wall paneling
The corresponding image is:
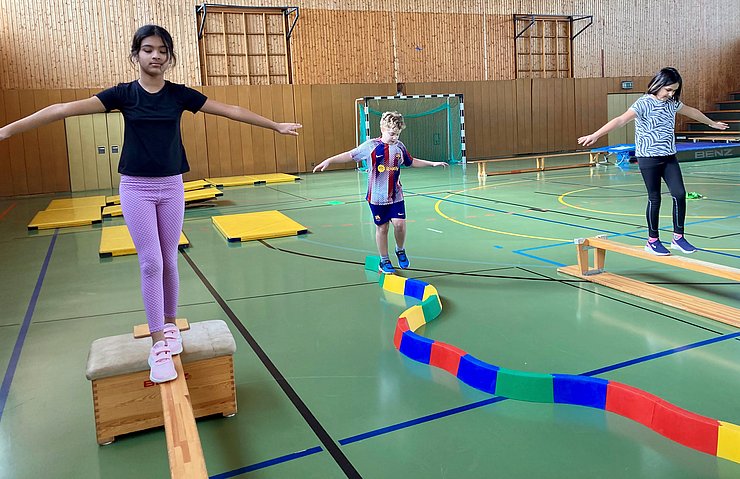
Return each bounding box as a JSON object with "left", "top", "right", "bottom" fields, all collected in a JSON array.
[
  {"left": 236, "top": 85, "right": 254, "bottom": 174},
  {"left": 225, "top": 86, "right": 244, "bottom": 175},
  {"left": 292, "top": 84, "right": 313, "bottom": 172},
  {"left": 0, "top": 90, "right": 12, "bottom": 196},
  {"left": 330, "top": 84, "right": 351, "bottom": 167},
  {"left": 501, "top": 80, "right": 518, "bottom": 155},
  {"left": 247, "top": 85, "right": 266, "bottom": 173},
  {"left": 45, "top": 89, "right": 70, "bottom": 192},
  {"left": 515, "top": 78, "right": 532, "bottom": 154},
  {"left": 562, "top": 78, "right": 576, "bottom": 151},
  {"left": 530, "top": 79, "right": 547, "bottom": 152},
  {"left": 32, "top": 89, "right": 60, "bottom": 193},
  {"left": 61, "top": 90, "right": 83, "bottom": 192},
  {"left": 92, "top": 113, "right": 112, "bottom": 190},
  {"left": 73, "top": 89, "right": 99, "bottom": 191},
  {"left": 201, "top": 86, "right": 222, "bottom": 177},
  {"left": 478, "top": 82, "right": 494, "bottom": 156},
  {"left": 258, "top": 85, "right": 277, "bottom": 173},
  {"left": 214, "top": 86, "right": 233, "bottom": 175},
  {"left": 269, "top": 85, "right": 288, "bottom": 172},
  {"left": 18, "top": 91, "right": 41, "bottom": 194},
  {"left": 4, "top": 90, "right": 28, "bottom": 195},
  {"left": 105, "top": 112, "right": 123, "bottom": 188},
  {"left": 275, "top": 84, "right": 299, "bottom": 173}
]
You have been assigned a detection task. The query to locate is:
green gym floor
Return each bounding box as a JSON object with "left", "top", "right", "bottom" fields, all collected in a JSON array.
[{"left": 1, "top": 158, "right": 739, "bottom": 479}]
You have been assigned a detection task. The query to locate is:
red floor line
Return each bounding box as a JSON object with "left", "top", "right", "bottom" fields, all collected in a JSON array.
[{"left": 0, "top": 203, "right": 16, "bottom": 220}]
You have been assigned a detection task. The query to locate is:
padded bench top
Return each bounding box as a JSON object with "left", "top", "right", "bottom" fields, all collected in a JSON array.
[{"left": 86, "top": 319, "right": 236, "bottom": 380}]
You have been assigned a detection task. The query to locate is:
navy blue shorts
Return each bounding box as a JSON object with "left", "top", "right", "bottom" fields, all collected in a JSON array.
[{"left": 369, "top": 201, "right": 406, "bottom": 225}]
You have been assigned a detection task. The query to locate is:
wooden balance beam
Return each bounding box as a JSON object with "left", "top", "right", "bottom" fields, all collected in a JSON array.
[
  {"left": 160, "top": 355, "right": 208, "bottom": 479},
  {"left": 558, "top": 236, "right": 740, "bottom": 328},
  {"left": 473, "top": 151, "right": 596, "bottom": 177}
]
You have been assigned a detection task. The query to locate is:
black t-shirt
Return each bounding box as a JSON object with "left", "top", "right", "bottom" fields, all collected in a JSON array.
[{"left": 95, "top": 81, "right": 207, "bottom": 176}]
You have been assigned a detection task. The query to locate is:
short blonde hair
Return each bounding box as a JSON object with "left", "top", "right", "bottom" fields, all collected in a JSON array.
[{"left": 380, "top": 111, "right": 405, "bottom": 132}]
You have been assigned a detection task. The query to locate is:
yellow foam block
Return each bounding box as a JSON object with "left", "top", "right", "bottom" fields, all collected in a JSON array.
[
  {"left": 422, "top": 285, "right": 439, "bottom": 302},
  {"left": 718, "top": 421, "right": 740, "bottom": 463},
  {"left": 212, "top": 210, "right": 308, "bottom": 242},
  {"left": 28, "top": 206, "right": 102, "bottom": 230},
  {"left": 183, "top": 179, "right": 211, "bottom": 191},
  {"left": 106, "top": 194, "right": 120, "bottom": 205},
  {"left": 205, "top": 175, "right": 253, "bottom": 187},
  {"left": 185, "top": 188, "right": 222, "bottom": 203},
  {"left": 402, "top": 305, "right": 427, "bottom": 332},
  {"left": 381, "top": 274, "right": 407, "bottom": 295},
  {"left": 46, "top": 196, "right": 107, "bottom": 210},
  {"left": 247, "top": 173, "right": 299, "bottom": 184},
  {"left": 102, "top": 205, "right": 123, "bottom": 217},
  {"left": 99, "top": 225, "right": 189, "bottom": 257}
]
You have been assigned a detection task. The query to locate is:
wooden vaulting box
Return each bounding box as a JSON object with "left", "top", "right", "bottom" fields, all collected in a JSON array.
[{"left": 85, "top": 320, "right": 237, "bottom": 445}]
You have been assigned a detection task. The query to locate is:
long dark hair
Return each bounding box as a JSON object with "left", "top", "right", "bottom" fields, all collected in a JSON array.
[
  {"left": 129, "top": 25, "right": 177, "bottom": 67},
  {"left": 646, "top": 67, "right": 682, "bottom": 102}
]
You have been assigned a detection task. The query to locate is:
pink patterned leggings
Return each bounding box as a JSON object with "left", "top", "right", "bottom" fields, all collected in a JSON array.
[{"left": 119, "top": 174, "right": 184, "bottom": 334}]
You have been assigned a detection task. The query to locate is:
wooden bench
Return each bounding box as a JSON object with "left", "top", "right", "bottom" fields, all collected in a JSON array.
[
  {"left": 86, "top": 319, "right": 237, "bottom": 444},
  {"left": 558, "top": 236, "right": 740, "bottom": 328},
  {"left": 471, "top": 151, "right": 596, "bottom": 177}
]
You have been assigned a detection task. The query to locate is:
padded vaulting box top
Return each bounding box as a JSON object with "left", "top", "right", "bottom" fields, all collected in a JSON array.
[{"left": 86, "top": 320, "right": 236, "bottom": 380}]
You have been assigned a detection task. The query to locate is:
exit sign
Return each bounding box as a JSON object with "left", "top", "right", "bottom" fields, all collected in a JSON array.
[{"left": 621, "top": 81, "right": 633, "bottom": 90}]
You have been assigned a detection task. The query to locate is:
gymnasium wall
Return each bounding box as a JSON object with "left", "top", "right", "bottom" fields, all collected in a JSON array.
[
  {"left": 0, "top": 0, "right": 737, "bottom": 109},
  {"left": 0, "top": 76, "right": 650, "bottom": 197}
]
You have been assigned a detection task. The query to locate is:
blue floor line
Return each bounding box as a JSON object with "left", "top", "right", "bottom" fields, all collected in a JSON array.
[
  {"left": 210, "top": 446, "right": 324, "bottom": 479},
  {"left": 0, "top": 230, "right": 57, "bottom": 422}
]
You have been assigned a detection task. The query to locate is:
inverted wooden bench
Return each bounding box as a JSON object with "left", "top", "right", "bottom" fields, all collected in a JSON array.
[
  {"left": 86, "top": 319, "right": 237, "bottom": 445},
  {"left": 558, "top": 236, "right": 740, "bottom": 328},
  {"left": 472, "top": 151, "right": 595, "bottom": 177}
]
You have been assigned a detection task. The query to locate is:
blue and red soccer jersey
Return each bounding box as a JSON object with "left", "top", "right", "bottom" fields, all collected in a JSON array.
[{"left": 350, "top": 138, "right": 414, "bottom": 205}]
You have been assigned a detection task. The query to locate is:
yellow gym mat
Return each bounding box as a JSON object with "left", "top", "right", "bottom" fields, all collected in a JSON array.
[
  {"left": 212, "top": 210, "right": 308, "bottom": 242},
  {"left": 99, "top": 225, "right": 190, "bottom": 257},
  {"left": 106, "top": 181, "right": 219, "bottom": 205},
  {"left": 46, "top": 196, "right": 107, "bottom": 210},
  {"left": 102, "top": 188, "right": 223, "bottom": 217},
  {"left": 205, "top": 173, "right": 299, "bottom": 187},
  {"left": 28, "top": 206, "right": 103, "bottom": 230}
]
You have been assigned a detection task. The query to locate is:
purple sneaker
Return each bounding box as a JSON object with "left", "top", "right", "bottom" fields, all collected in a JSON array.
[
  {"left": 148, "top": 340, "right": 177, "bottom": 383},
  {"left": 163, "top": 323, "right": 183, "bottom": 355},
  {"left": 671, "top": 236, "right": 697, "bottom": 254},
  {"left": 644, "top": 239, "right": 670, "bottom": 256}
]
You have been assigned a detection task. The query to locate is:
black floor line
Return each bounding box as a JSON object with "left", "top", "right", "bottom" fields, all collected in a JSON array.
[{"left": 180, "top": 249, "right": 363, "bottom": 479}]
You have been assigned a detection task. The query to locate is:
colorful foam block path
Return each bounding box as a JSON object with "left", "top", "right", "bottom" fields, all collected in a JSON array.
[
  {"left": 367, "top": 254, "right": 740, "bottom": 464},
  {"left": 212, "top": 210, "right": 308, "bottom": 242}
]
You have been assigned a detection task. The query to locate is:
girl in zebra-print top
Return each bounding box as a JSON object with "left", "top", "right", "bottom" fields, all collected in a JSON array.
[{"left": 578, "top": 67, "right": 728, "bottom": 256}]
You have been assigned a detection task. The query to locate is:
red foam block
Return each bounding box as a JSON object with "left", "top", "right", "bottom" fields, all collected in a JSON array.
[
  {"left": 429, "top": 341, "right": 467, "bottom": 375},
  {"left": 651, "top": 398, "right": 719, "bottom": 455},
  {"left": 605, "top": 381, "right": 660, "bottom": 428},
  {"left": 394, "top": 317, "right": 410, "bottom": 350}
]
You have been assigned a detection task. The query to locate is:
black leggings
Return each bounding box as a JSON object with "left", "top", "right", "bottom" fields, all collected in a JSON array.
[{"left": 637, "top": 155, "right": 686, "bottom": 238}]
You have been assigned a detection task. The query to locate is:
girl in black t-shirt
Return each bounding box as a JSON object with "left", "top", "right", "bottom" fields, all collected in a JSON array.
[{"left": 0, "top": 25, "right": 301, "bottom": 383}]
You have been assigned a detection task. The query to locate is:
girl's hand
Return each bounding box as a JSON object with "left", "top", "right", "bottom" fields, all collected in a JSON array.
[
  {"left": 275, "top": 122, "right": 302, "bottom": 136},
  {"left": 313, "top": 159, "right": 330, "bottom": 172},
  {"left": 710, "top": 121, "right": 729, "bottom": 130},
  {"left": 577, "top": 134, "right": 599, "bottom": 147},
  {"left": 433, "top": 161, "right": 448, "bottom": 168}
]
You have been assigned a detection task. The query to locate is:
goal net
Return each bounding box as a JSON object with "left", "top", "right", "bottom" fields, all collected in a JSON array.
[{"left": 357, "top": 94, "right": 465, "bottom": 167}]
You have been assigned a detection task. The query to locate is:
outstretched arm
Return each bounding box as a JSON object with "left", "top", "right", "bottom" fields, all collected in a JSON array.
[
  {"left": 577, "top": 109, "right": 637, "bottom": 147},
  {"left": 312, "top": 151, "right": 354, "bottom": 172},
  {"left": 411, "top": 158, "right": 447, "bottom": 168},
  {"left": 0, "top": 97, "right": 106, "bottom": 141},
  {"left": 200, "top": 99, "right": 302, "bottom": 136},
  {"left": 678, "top": 105, "right": 728, "bottom": 130}
]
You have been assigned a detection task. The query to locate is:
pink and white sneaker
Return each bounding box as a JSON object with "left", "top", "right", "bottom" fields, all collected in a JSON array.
[
  {"left": 163, "top": 323, "right": 183, "bottom": 355},
  {"left": 148, "top": 340, "right": 177, "bottom": 383}
]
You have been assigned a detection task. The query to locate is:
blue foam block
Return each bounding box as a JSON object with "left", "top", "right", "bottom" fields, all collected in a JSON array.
[
  {"left": 403, "top": 278, "right": 428, "bottom": 301},
  {"left": 399, "top": 331, "right": 434, "bottom": 364},
  {"left": 457, "top": 355, "right": 499, "bottom": 394},
  {"left": 552, "top": 374, "right": 608, "bottom": 409}
]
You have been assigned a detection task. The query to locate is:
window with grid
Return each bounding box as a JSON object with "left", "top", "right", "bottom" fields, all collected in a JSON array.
[
  {"left": 196, "top": 5, "right": 295, "bottom": 85},
  {"left": 514, "top": 15, "right": 572, "bottom": 79}
]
